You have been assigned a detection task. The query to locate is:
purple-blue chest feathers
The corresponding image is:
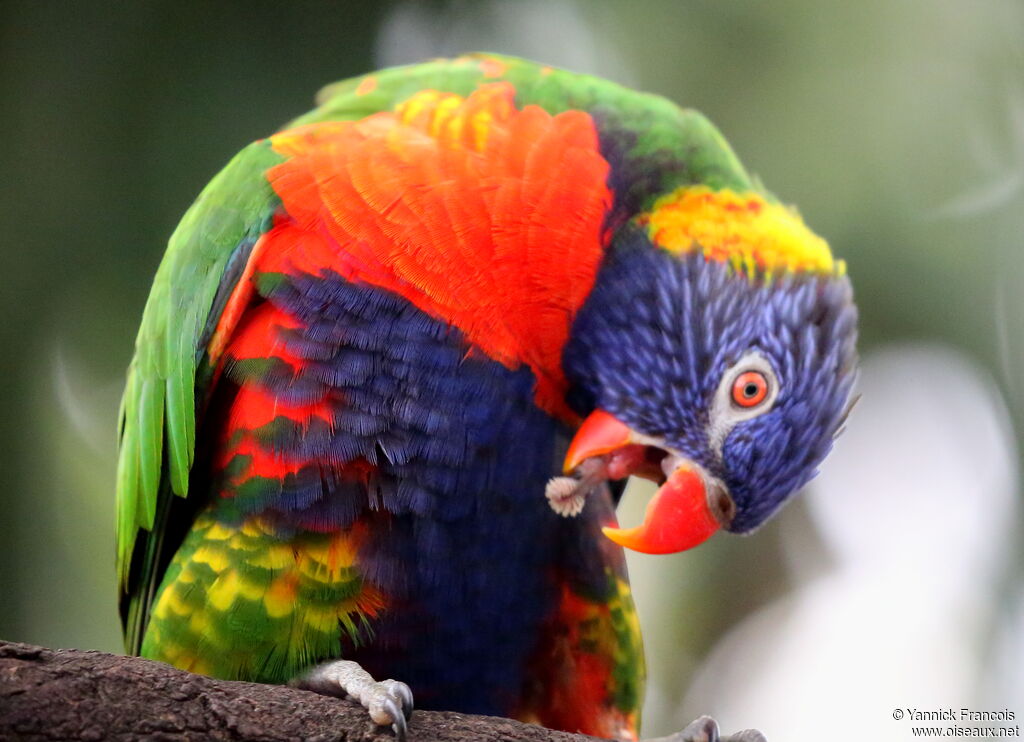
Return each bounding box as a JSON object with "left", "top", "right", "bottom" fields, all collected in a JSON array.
[{"left": 245, "top": 269, "right": 612, "bottom": 714}]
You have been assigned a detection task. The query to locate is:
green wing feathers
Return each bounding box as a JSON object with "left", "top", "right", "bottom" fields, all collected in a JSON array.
[{"left": 116, "top": 141, "right": 284, "bottom": 650}]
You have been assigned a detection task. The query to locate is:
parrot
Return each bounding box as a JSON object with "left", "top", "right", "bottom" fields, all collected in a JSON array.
[{"left": 116, "top": 54, "right": 857, "bottom": 741}]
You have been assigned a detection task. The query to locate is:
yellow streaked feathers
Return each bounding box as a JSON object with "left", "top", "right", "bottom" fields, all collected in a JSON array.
[{"left": 141, "top": 510, "right": 384, "bottom": 681}]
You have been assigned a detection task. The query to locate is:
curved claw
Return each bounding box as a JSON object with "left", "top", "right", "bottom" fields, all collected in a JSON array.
[
  {"left": 370, "top": 695, "right": 399, "bottom": 723},
  {"left": 381, "top": 678, "right": 415, "bottom": 717},
  {"left": 383, "top": 698, "right": 407, "bottom": 741}
]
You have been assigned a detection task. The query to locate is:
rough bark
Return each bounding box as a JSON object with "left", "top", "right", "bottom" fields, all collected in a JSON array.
[{"left": 0, "top": 641, "right": 596, "bottom": 742}]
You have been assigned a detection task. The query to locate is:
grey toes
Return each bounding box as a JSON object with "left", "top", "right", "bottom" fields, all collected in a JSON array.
[
  {"left": 650, "top": 716, "right": 767, "bottom": 742},
  {"left": 294, "top": 660, "right": 415, "bottom": 740},
  {"left": 679, "top": 715, "right": 720, "bottom": 742},
  {"left": 367, "top": 678, "right": 413, "bottom": 740},
  {"left": 722, "top": 731, "right": 767, "bottom": 742}
]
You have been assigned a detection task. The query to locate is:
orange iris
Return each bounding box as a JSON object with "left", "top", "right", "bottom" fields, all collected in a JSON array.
[{"left": 732, "top": 371, "right": 769, "bottom": 408}]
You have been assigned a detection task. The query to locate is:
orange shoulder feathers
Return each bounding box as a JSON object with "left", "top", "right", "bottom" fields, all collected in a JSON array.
[{"left": 259, "top": 83, "right": 613, "bottom": 419}]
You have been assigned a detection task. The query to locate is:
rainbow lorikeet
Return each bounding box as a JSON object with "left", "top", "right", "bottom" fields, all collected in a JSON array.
[{"left": 117, "top": 54, "right": 857, "bottom": 741}]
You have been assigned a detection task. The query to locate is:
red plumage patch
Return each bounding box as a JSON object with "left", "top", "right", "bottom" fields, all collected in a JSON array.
[
  {"left": 225, "top": 383, "right": 334, "bottom": 437},
  {"left": 261, "top": 83, "right": 613, "bottom": 420},
  {"left": 221, "top": 437, "right": 304, "bottom": 481},
  {"left": 518, "top": 582, "right": 638, "bottom": 739},
  {"left": 227, "top": 302, "right": 304, "bottom": 368},
  {"left": 218, "top": 303, "right": 336, "bottom": 481}
]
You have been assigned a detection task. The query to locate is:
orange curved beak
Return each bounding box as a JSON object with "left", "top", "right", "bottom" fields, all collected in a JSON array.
[
  {"left": 601, "top": 465, "right": 721, "bottom": 554},
  {"left": 564, "top": 409, "right": 729, "bottom": 555}
]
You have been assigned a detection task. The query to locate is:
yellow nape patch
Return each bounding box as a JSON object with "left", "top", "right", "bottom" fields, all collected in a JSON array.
[{"left": 642, "top": 186, "right": 840, "bottom": 276}]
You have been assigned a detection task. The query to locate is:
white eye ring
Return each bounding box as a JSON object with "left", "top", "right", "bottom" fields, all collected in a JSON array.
[{"left": 707, "top": 351, "right": 779, "bottom": 459}]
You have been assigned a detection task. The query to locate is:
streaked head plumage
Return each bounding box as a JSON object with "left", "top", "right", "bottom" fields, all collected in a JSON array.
[{"left": 565, "top": 188, "right": 857, "bottom": 539}]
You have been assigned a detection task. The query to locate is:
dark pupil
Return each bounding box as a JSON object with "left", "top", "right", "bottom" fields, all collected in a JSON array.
[{"left": 743, "top": 382, "right": 759, "bottom": 398}]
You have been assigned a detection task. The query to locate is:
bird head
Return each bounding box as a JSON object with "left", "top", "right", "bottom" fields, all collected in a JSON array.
[{"left": 563, "top": 186, "right": 858, "bottom": 553}]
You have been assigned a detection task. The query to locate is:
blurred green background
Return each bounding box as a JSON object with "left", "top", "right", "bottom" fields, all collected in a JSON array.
[{"left": 1, "top": 2, "right": 1021, "bottom": 739}]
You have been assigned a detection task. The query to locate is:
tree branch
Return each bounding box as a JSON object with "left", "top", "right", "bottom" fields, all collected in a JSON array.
[{"left": 0, "top": 641, "right": 595, "bottom": 741}]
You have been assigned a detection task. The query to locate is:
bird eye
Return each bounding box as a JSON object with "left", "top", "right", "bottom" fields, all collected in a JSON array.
[
  {"left": 707, "top": 352, "right": 780, "bottom": 458},
  {"left": 731, "top": 371, "right": 769, "bottom": 408}
]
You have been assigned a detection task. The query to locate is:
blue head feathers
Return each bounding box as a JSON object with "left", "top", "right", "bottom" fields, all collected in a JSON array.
[{"left": 565, "top": 227, "right": 858, "bottom": 534}]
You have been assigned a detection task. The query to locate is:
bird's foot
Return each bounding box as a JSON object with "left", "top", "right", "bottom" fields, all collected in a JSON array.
[
  {"left": 546, "top": 456, "right": 608, "bottom": 516},
  {"left": 293, "top": 660, "right": 414, "bottom": 740},
  {"left": 644, "top": 715, "right": 766, "bottom": 742}
]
